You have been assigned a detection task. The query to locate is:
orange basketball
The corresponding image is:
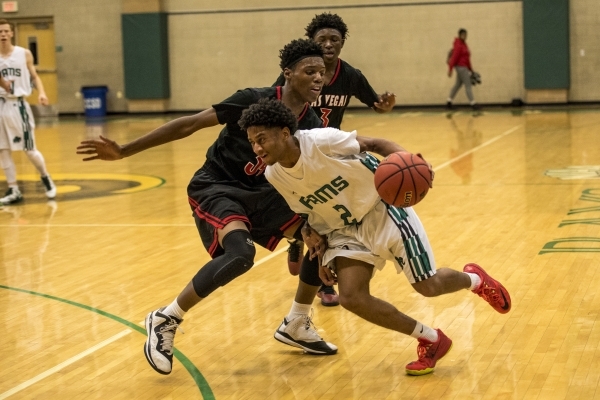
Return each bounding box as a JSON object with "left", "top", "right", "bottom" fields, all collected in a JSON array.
[{"left": 374, "top": 152, "right": 433, "bottom": 207}]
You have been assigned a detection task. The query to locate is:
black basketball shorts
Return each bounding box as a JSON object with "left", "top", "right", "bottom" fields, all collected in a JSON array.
[{"left": 187, "top": 168, "right": 301, "bottom": 258}]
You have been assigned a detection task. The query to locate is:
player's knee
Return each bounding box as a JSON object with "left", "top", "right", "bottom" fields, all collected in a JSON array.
[
  {"left": 299, "top": 253, "right": 322, "bottom": 287},
  {"left": 338, "top": 291, "right": 365, "bottom": 313},
  {"left": 0, "top": 149, "right": 13, "bottom": 169},
  {"left": 213, "top": 230, "right": 256, "bottom": 286},
  {"left": 412, "top": 278, "right": 442, "bottom": 297}
]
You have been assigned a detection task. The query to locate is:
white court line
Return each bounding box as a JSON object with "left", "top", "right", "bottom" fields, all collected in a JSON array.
[
  {"left": 0, "top": 248, "right": 287, "bottom": 398},
  {"left": 0, "top": 124, "right": 522, "bottom": 397},
  {"left": 252, "top": 247, "right": 287, "bottom": 269},
  {"left": 0, "top": 329, "right": 132, "bottom": 399},
  {"left": 433, "top": 124, "right": 522, "bottom": 172},
  {"left": 1, "top": 127, "right": 521, "bottom": 230}
]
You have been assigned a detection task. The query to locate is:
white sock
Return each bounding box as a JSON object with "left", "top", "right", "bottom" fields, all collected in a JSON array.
[
  {"left": 466, "top": 272, "right": 482, "bottom": 290},
  {"left": 163, "top": 299, "right": 186, "bottom": 320},
  {"left": 470, "top": 100, "right": 477, "bottom": 106},
  {"left": 410, "top": 322, "right": 439, "bottom": 342},
  {"left": 287, "top": 301, "right": 311, "bottom": 321}
]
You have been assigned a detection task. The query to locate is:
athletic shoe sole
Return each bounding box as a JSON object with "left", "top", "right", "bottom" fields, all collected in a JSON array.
[
  {"left": 405, "top": 343, "right": 453, "bottom": 376},
  {"left": 274, "top": 331, "right": 337, "bottom": 355},
  {"left": 317, "top": 291, "right": 340, "bottom": 307}
]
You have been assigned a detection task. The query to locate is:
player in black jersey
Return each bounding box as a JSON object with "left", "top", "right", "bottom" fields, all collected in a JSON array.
[
  {"left": 77, "top": 39, "right": 338, "bottom": 376},
  {"left": 275, "top": 13, "right": 395, "bottom": 129},
  {"left": 275, "top": 13, "right": 396, "bottom": 306}
]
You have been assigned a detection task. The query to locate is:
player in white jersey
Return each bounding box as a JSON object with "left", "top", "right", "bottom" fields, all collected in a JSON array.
[
  {"left": 239, "top": 98, "right": 512, "bottom": 376},
  {"left": 0, "top": 19, "right": 56, "bottom": 205}
]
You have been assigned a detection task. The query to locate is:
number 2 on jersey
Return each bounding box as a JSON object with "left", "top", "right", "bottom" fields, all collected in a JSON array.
[{"left": 333, "top": 204, "right": 358, "bottom": 226}]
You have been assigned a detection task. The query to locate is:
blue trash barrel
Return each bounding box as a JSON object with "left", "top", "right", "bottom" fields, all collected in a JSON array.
[{"left": 81, "top": 86, "right": 108, "bottom": 118}]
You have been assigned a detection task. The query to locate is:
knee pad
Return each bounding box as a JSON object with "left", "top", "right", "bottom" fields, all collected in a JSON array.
[
  {"left": 299, "top": 252, "right": 322, "bottom": 287},
  {"left": 192, "top": 229, "right": 256, "bottom": 297},
  {"left": 212, "top": 254, "right": 254, "bottom": 287}
]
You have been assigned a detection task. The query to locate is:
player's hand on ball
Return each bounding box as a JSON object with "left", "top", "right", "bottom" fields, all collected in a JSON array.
[
  {"left": 77, "top": 135, "right": 123, "bottom": 161},
  {"left": 416, "top": 153, "right": 434, "bottom": 187}
]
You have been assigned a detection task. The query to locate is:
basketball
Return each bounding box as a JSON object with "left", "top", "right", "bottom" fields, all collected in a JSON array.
[{"left": 374, "top": 152, "right": 433, "bottom": 207}]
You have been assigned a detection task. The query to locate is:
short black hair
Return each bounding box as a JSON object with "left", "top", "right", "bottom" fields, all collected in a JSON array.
[
  {"left": 305, "top": 13, "right": 349, "bottom": 41},
  {"left": 458, "top": 28, "right": 467, "bottom": 35},
  {"left": 279, "top": 38, "right": 324, "bottom": 70},
  {"left": 238, "top": 98, "right": 298, "bottom": 134}
]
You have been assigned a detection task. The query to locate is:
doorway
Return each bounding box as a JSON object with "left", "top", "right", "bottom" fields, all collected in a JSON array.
[{"left": 14, "top": 19, "right": 57, "bottom": 107}]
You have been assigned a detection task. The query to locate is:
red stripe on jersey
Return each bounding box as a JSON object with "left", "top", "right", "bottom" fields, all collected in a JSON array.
[
  {"left": 328, "top": 59, "right": 342, "bottom": 86},
  {"left": 276, "top": 86, "right": 308, "bottom": 121},
  {"left": 297, "top": 103, "right": 309, "bottom": 121},
  {"left": 280, "top": 213, "right": 302, "bottom": 232},
  {"left": 192, "top": 207, "right": 252, "bottom": 257},
  {"left": 264, "top": 213, "right": 302, "bottom": 251},
  {"left": 266, "top": 236, "right": 280, "bottom": 251}
]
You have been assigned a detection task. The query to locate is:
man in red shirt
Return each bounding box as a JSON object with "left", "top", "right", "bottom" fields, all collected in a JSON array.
[{"left": 447, "top": 29, "right": 479, "bottom": 110}]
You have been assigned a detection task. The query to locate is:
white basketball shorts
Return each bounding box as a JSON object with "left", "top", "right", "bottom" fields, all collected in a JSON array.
[
  {"left": 322, "top": 201, "right": 436, "bottom": 283},
  {"left": 0, "top": 97, "right": 36, "bottom": 151}
]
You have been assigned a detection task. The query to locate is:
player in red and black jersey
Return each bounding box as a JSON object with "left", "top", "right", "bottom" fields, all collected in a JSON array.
[
  {"left": 77, "top": 39, "right": 337, "bottom": 376},
  {"left": 274, "top": 13, "right": 395, "bottom": 129},
  {"left": 275, "top": 13, "right": 396, "bottom": 306}
]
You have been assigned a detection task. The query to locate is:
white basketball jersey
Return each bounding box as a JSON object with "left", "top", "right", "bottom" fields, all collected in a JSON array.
[
  {"left": 0, "top": 46, "right": 32, "bottom": 98},
  {"left": 265, "top": 128, "right": 381, "bottom": 234}
]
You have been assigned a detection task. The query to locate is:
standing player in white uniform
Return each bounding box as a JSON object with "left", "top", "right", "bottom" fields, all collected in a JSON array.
[
  {"left": 240, "top": 98, "right": 511, "bottom": 376},
  {"left": 0, "top": 19, "right": 56, "bottom": 205}
]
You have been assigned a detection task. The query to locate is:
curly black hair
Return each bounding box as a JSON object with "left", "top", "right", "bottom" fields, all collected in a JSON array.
[
  {"left": 238, "top": 98, "right": 298, "bottom": 134},
  {"left": 305, "top": 13, "right": 349, "bottom": 41},
  {"left": 279, "top": 38, "right": 324, "bottom": 70}
]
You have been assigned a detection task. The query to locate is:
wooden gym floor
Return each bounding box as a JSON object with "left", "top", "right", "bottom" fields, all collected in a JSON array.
[{"left": 1, "top": 106, "right": 599, "bottom": 399}]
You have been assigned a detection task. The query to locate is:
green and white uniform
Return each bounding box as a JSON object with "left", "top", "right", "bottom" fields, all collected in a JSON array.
[
  {"left": 0, "top": 46, "right": 36, "bottom": 151},
  {"left": 265, "top": 128, "right": 436, "bottom": 283}
]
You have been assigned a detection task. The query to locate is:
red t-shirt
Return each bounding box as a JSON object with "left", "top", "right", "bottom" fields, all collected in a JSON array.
[{"left": 448, "top": 38, "right": 472, "bottom": 72}]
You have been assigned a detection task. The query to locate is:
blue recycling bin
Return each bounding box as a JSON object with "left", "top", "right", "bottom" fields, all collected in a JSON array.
[{"left": 81, "top": 86, "right": 108, "bottom": 118}]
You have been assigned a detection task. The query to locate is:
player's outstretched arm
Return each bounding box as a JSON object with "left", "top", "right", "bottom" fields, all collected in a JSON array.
[
  {"left": 358, "top": 136, "right": 435, "bottom": 180},
  {"left": 76, "top": 108, "right": 219, "bottom": 161},
  {"left": 357, "top": 136, "right": 404, "bottom": 158},
  {"left": 373, "top": 91, "right": 396, "bottom": 113}
]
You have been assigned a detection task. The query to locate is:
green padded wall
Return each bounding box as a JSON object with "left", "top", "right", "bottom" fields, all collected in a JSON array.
[
  {"left": 122, "top": 13, "right": 170, "bottom": 99},
  {"left": 523, "top": 0, "right": 570, "bottom": 89}
]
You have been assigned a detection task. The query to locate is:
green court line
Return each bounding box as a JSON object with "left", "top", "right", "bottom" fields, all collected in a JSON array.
[{"left": 0, "top": 285, "right": 215, "bottom": 400}]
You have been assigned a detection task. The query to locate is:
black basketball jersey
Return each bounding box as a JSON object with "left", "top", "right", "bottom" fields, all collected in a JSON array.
[
  {"left": 274, "top": 59, "right": 379, "bottom": 129},
  {"left": 200, "top": 86, "right": 322, "bottom": 187}
]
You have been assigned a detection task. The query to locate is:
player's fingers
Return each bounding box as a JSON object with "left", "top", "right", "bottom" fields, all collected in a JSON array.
[
  {"left": 319, "top": 266, "right": 335, "bottom": 286},
  {"left": 76, "top": 149, "right": 97, "bottom": 155},
  {"left": 307, "top": 246, "right": 318, "bottom": 261},
  {"left": 81, "top": 155, "right": 99, "bottom": 161},
  {"left": 318, "top": 266, "right": 330, "bottom": 284},
  {"left": 77, "top": 141, "right": 99, "bottom": 147}
]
